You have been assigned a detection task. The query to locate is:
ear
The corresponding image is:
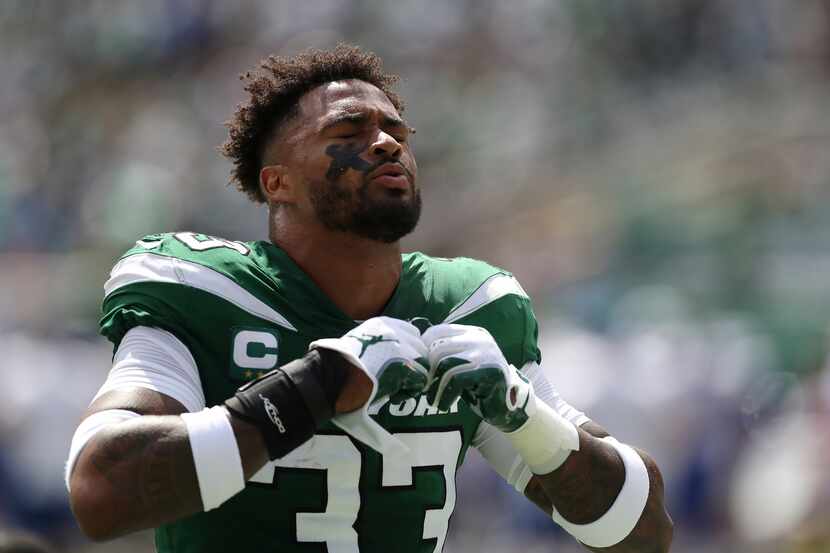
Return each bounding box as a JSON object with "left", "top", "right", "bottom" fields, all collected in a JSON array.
[{"left": 260, "top": 165, "right": 297, "bottom": 205}]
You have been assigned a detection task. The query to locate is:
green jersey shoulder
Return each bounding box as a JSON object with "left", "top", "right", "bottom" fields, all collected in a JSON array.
[
  {"left": 395, "top": 251, "right": 541, "bottom": 367},
  {"left": 98, "top": 232, "right": 541, "bottom": 553},
  {"left": 102, "top": 232, "right": 540, "bottom": 369}
]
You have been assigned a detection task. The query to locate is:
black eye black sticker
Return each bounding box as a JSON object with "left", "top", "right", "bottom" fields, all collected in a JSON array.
[{"left": 325, "top": 143, "right": 371, "bottom": 182}]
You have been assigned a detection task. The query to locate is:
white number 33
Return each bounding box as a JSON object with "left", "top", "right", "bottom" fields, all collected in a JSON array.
[{"left": 250, "top": 432, "right": 462, "bottom": 553}]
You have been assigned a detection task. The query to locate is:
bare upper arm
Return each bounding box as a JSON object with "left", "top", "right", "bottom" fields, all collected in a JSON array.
[
  {"left": 69, "top": 387, "right": 205, "bottom": 539},
  {"left": 70, "top": 388, "right": 192, "bottom": 507}
]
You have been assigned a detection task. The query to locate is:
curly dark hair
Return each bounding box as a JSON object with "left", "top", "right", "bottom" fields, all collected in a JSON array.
[{"left": 221, "top": 43, "right": 404, "bottom": 203}]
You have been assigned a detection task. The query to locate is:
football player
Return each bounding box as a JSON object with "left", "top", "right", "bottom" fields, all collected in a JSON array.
[{"left": 66, "top": 44, "right": 672, "bottom": 553}]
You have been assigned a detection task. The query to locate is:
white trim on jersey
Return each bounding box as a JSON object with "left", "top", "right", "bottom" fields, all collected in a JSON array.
[
  {"left": 443, "top": 273, "right": 528, "bottom": 324},
  {"left": 93, "top": 326, "right": 206, "bottom": 413},
  {"left": 105, "top": 252, "right": 297, "bottom": 331},
  {"left": 472, "top": 361, "right": 590, "bottom": 493}
]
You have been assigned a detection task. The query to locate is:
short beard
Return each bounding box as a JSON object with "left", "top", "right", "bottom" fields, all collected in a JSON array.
[{"left": 309, "top": 178, "right": 421, "bottom": 243}]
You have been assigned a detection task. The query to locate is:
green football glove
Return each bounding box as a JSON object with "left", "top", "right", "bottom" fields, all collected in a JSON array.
[
  {"left": 310, "top": 317, "right": 430, "bottom": 457},
  {"left": 310, "top": 316, "right": 429, "bottom": 406},
  {"left": 422, "top": 324, "right": 534, "bottom": 432}
]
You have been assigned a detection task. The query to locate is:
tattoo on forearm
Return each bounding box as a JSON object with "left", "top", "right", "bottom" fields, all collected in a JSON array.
[{"left": 88, "top": 418, "right": 202, "bottom": 535}]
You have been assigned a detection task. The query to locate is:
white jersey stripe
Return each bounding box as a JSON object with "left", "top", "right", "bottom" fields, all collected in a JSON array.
[
  {"left": 443, "top": 272, "right": 529, "bottom": 323},
  {"left": 104, "top": 252, "right": 297, "bottom": 331}
]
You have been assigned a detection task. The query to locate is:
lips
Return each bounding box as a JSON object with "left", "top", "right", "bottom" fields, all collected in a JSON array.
[{"left": 368, "top": 163, "right": 410, "bottom": 190}]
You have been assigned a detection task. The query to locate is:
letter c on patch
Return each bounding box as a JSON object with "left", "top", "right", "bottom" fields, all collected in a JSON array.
[{"left": 233, "top": 330, "right": 279, "bottom": 370}]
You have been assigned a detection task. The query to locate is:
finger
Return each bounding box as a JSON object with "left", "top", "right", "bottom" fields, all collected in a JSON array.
[
  {"left": 399, "top": 332, "right": 430, "bottom": 359},
  {"left": 468, "top": 367, "right": 514, "bottom": 421},
  {"left": 388, "top": 363, "right": 428, "bottom": 402},
  {"left": 398, "top": 367, "right": 428, "bottom": 399},
  {"left": 426, "top": 356, "right": 467, "bottom": 405},
  {"left": 427, "top": 346, "right": 477, "bottom": 391},
  {"left": 430, "top": 358, "right": 475, "bottom": 407},
  {"left": 376, "top": 360, "right": 427, "bottom": 399},
  {"left": 414, "top": 356, "right": 430, "bottom": 376},
  {"left": 425, "top": 325, "right": 488, "bottom": 355},
  {"left": 426, "top": 329, "right": 477, "bottom": 363},
  {"left": 425, "top": 354, "right": 468, "bottom": 403},
  {"left": 461, "top": 388, "right": 479, "bottom": 410},
  {"left": 397, "top": 341, "right": 430, "bottom": 375},
  {"left": 378, "top": 316, "right": 421, "bottom": 339},
  {"left": 436, "top": 368, "right": 480, "bottom": 412},
  {"left": 476, "top": 373, "right": 511, "bottom": 420}
]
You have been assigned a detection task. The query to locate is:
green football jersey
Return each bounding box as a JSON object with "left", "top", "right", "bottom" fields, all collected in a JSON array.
[{"left": 100, "top": 231, "right": 541, "bottom": 553}]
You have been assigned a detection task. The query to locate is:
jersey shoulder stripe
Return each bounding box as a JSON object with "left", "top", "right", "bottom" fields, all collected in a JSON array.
[
  {"left": 410, "top": 254, "right": 540, "bottom": 366},
  {"left": 443, "top": 272, "right": 528, "bottom": 323},
  {"left": 105, "top": 252, "right": 297, "bottom": 331}
]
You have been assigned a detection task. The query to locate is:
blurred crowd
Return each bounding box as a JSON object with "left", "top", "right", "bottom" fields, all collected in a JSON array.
[{"left": 1, "top": 1, "right": 830, "bottom": 552}]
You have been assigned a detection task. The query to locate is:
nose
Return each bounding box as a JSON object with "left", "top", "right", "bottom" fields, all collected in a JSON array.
[{"left": 369, "top": 130, "right": 402, "bottom": 160}]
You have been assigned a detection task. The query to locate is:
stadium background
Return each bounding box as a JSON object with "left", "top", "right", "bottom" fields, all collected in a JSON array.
[{"left": 1, "top": 1, "right": 829, "bottom": 552}]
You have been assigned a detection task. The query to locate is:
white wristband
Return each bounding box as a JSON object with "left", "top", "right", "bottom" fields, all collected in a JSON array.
[
  {"left": 504, "top": 394, "right": 580, "bottom": 474},
  {"left": 181, "top": 406, "right": 245, "bottom": 511},
  {"left": 552, "top": 437, "right": 650, "bottom": 548}
]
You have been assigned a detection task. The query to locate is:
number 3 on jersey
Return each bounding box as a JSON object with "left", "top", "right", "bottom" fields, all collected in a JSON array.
[
  {"left": 172, "top": 232, "right": 250, "bottom": 254},
  {"left": 250, "top": 431, "right": 462, "bottom": 553},
  {"left": 136, "top": 232, "right": 250, "bottom": 254}
]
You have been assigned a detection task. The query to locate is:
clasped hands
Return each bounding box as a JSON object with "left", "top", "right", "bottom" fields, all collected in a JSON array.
[{"left": 310, "top": 316, "right": 533, "bottom": 432}]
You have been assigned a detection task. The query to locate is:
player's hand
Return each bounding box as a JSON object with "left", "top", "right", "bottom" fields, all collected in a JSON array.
[
  {"left": 310, "top": 317, "right": 429, "bottom": 411},
  {"left": 423, "top": 324, "right": 534, "bottom": 432}
]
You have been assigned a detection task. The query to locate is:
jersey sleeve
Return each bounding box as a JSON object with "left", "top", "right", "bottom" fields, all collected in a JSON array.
[
  {"left": 98, "top": 232, "right": 263, "bottom": 351},
  {"left": 100, "top": 233, "right": 306, "bottom": 409},
  {"left": 442, "top": 272, "right": 541, "bottom": 368},
  {"left": 100, "top": 254, "right": 199, "bottom": 351},
  {"left": 92, "top": 326, "right": 206, "bottom": 412},
  {"left": 97, "top": 237, "right": 212, "bottom": 407}
]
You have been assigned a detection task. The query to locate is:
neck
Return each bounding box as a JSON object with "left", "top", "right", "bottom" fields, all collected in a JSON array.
[{"left": 270, "top": 214, "right": 403, "bottom": 321}]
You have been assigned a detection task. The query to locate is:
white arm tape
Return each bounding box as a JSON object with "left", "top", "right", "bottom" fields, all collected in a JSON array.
[
  {"left": 181, "top": 406, "right": 245, "bottom": 511},
  {"left": 473, "top": 362, "right": 588, "bottom": 492},
  {"left": 504, "top": 394, "right": 580, "bottom": 474},
  {"left": 552, "top": 437, "right": 650, "bottom": 548},
  {"left": 65, "top": 409, "right": 142, "bottom": 491}
]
